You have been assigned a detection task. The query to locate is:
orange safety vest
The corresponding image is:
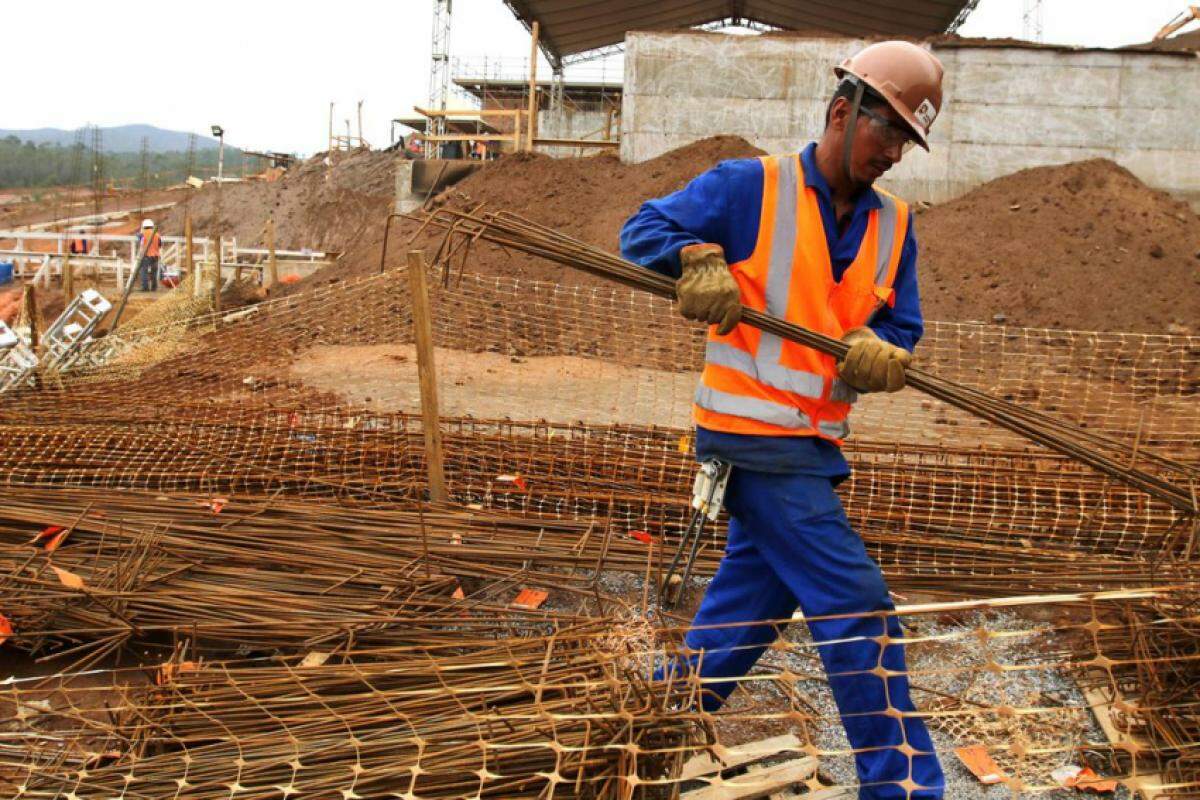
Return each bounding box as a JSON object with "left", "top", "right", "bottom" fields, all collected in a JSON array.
[
  {"left": 141, "top": 231, "right": 161, "bottom": 257},
  {"left": 692, "top": 153, "right": 908, "bottom": 444}
]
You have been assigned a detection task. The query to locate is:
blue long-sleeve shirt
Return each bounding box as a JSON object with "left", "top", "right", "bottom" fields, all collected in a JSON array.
[{"left": 620, "top": 142, "right": 924, "bottom": 480}]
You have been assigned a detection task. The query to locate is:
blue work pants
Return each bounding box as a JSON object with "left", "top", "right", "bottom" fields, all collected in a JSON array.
[
  {"left": 139, "top": 256, "right": 159, "bottom": 292},
  {"left": 680, "top": 469, "right": 944, "bottom": 799}
]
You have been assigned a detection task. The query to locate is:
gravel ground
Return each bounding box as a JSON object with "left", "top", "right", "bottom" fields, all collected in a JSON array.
[
  {"left": 558, "top": 570, "right": 1134, "bottom": 799},
  {"left": 751, "top": 609, "right": 1133, "bottom": 799}
]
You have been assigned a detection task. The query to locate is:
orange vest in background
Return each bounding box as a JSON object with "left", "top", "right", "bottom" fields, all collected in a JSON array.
[
  {"left": 692, "top": 153, "right": 908, "bottom": 444},
  {"left": 142, "top": 231, "right": 161, "bottom": 257}
]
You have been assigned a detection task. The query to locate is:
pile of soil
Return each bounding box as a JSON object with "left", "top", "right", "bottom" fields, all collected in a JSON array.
[
  {"left": 407, "top": 135, "right": 766, "bottom": 284},
  {"left": 917, "top": 159, "right": 1200, "bottom": 333},
  {"left": 161, "top": 140, "right": 1199, "bottom": 334},
  {"left": 159, "top": 148, "right": 398, "bottom": 258},
  {"left": 158, "top": 137, "right": 761, "bottom": 291}
]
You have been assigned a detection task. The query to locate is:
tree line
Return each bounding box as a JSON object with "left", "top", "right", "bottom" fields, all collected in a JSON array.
[{"left": 0, "top": 136, "right": 249, "bottom": 190}]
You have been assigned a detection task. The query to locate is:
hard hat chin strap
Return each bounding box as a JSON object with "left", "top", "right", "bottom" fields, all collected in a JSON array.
[{"left": 841, "top": 78, "right": 866, "bottom": 188}]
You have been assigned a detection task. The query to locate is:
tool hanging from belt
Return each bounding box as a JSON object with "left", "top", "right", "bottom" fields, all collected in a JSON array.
[{"left": 660, "top": 459, "right": 731, "bottom": 610}]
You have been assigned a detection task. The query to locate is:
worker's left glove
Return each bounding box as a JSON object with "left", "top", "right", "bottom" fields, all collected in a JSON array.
[
  {"left": 837, "top": 326, "right": 912, "bottom": 393},
  {"left": 676, "top": 243, "right": 742, "bottom": 336}
]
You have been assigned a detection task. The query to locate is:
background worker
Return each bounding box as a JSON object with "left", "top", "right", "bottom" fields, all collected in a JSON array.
[
  {"left": 621, "top": 42, "right": 946, "bottom": 799},
  {"left": 68, "top": 231, "right": 89, "bottom": 255},
  {"left": 136, "top": 218, "right": 162, "bottom": 292}
]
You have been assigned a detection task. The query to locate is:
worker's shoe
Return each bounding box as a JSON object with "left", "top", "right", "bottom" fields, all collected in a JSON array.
[
  {"left": 837, "top": 326, "right": 911, "bottom": 393},
  {"left": 676, "top": 243, "right": 742, "bottom": 336}
]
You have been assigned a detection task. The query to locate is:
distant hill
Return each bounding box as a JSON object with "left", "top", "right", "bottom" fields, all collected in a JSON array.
[{"left": 0, "top": 124, "right": 223, "bottom": 153}]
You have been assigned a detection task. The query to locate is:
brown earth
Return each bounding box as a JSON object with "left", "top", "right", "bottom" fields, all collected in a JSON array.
[
  {"left": 157, "top": 137, "right": 766, "bottom": 291},
  {"left": 158, "top": 141, "right": 1199, "bottom": 334},
  {"left": 0, "top": 186, "right": 190, "bottom": 231},
  {"left": 410, "top": 135, "right": 767, "bottom": 284},
  {"left": 916, "top": 159, "right": 1200, "bottom": 332},
  {"left": 159, "top": 148, "right": 396, "bottom": 257}
]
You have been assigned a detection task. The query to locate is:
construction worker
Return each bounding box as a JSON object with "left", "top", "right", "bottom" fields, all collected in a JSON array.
[
  {"left": 621, "top": 42, "right": 945, "bottom": 799},
  {"left": 136, "top": 219, "right": 162, "bottom": 292},
  {"left": 68, "top": 233, "right": 89, "bottom": 256}
]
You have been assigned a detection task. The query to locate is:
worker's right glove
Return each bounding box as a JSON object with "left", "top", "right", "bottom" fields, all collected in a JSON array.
[
  {"left": 676, "top": 243, "right": 742, "bottom": 336},
  {"left": 838, "top": 326, "right": 912, "bottom": 393}
]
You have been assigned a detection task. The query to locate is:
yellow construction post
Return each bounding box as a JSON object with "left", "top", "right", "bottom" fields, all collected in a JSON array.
[
  {"left": 266, "top": 216, "right": 279, "bottom": 289},
  {"left": 210, "top": 247, "right": 221, "bottom": 312},
  {"left": 62, "top": 250, "right": 73, "bottom": 300},
  {"left": 21, "top": 284, "right": 39, "bottom": 353},
  {"left": 184, "top": 214, "right": 195, "bottom": 296},
  {"left": 406, "top": 250, "right": 447, "bottom": 504},
  {"left": 526, "top": 21, "right": 539, "bottom": 152}
]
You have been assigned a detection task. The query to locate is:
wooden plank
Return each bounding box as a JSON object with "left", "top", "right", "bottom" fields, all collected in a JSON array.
[
  {"left": 681, "top": 757, "right": 817, "bottom": 800},
  {"left": 1079, "top": 680, "right": 1164, "bottom": 800},
  {"left": 406, "top": 250, "right": 447, "bottom": 504},
  {"left": 533, "top": 137, "right": 620, "bottom": 149},
  {"left": 420, "top": 134, "right": 518, "bottom": 143},
  {"left": 799, "top": 789, "right": 854, "bottom": 799},
  {"left": 414, "top": 105, "right": 523, "bottom": 118},
  {"left": 680, "top": 735, "right": 804, "bottom": 781}
]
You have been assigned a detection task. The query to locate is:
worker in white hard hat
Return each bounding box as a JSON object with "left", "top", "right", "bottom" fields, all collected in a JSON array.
[
  {"left": 136, "top": 219, "right": 162, "bottom": 292},
  {"left": 622, "top": 41, "right": 946, "bottom": 799}
]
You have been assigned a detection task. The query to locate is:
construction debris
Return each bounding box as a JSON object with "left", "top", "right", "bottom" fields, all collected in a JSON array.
[{"left": 1, "top": 78, "right": 1198, "bottom": 800}]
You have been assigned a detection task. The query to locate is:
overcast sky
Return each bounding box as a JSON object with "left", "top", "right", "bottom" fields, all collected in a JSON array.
[{"left": 4, "top": 0, "right": 1193, "bottom": 154}]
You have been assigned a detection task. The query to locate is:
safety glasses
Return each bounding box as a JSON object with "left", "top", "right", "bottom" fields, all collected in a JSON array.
[{"left": 857, "top": 105, "right": 918, "bottom": 154}]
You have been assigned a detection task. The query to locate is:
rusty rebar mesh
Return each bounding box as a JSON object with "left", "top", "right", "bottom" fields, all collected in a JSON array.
[
  {"left": 0, "top": 486, "right": 1195, "bottom": 796},
  {"left": 1, "top": 590, "right": 1196, "bottom": 798},
  {"left": 0, "top": 489, "right": 644, "bottom": 663},
  {"left": 3, "top": 265, "right": 1198, "bottom": 457},
  {"left": 0, "top": 266, "right": 1197, "bottom": 796},
  {"left": 0, "top": 267, "right": 1196, "bottom": 579}
]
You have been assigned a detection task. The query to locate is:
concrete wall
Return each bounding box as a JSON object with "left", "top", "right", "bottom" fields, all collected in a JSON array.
[
  {"left": 538, "top": 108, "right": 615, "bottom": 157},
  {"left": 621, "top": 31, "right": 1200, "bottom": 206}
]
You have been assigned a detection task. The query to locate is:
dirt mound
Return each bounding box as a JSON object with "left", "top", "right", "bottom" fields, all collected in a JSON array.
[
  {"left": 917, "top": 159, "right": 1200, "bottom": 333},
  {"left": 409, "top": 135, "right": 766, "bottom": 283},
  {"left": 165, "top": 141, "right": 1198, "bottom": 334},
  {"left": 161, "top": 138, "right": 765, "bottom": 291},
  {"left": 159, "top": 149, "right": 397, "bottom": 255}
]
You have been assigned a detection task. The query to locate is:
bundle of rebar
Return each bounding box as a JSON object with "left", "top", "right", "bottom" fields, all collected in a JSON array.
[
  {"left": 5, "top": 588, "right": 1198, "bottom": 798},
  {"left": 414, "top": 208, "right": 1199, "bottom": 515},
  {"left": 0, "top": 489, "right": 637, "bottom": 662},
  {"left": 5, "top": 627, "right": 696, "bottom": 800}
]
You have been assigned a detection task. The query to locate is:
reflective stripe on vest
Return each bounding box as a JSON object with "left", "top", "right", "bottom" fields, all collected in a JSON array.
[
  {"left": 695, "top": 384, "right": 850, "bottom": 439},
  {"left": 692, "top": 152, "right": 906, "bottom": 442},
  {"left": 702, "top": 155, "right": 900, "bottom": 408}
]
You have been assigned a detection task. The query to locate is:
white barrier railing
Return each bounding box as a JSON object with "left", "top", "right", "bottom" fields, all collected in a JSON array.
[{"left": 0, "top": 231, "right": 330, "bottom": 288}]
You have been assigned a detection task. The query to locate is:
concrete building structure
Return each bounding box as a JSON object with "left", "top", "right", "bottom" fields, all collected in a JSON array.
[
  {"left": 452, "top": 75, "right": 621, "bottom": 149},
  {"left": 621, "top": 31, "right": 1200, "bottom": 206}
]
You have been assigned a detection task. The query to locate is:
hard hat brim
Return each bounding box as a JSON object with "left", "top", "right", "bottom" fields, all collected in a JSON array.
[{"left": 835, "top": 66, "right": 931, "bottom": 152}]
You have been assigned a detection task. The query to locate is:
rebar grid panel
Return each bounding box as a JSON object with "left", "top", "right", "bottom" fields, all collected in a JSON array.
[
  {"left": 2, "top": 623, "right": 695, "bottom": 800},
  {"left": 2, "top": 265, "right": 1197, "bottom": 457},
  {"left": 0, "top": 417, "right": 1190, "bottom": 596},
  {"left": 0, "top": 489, "right": 648, "bottom": 661},
  {"left": 0, "top": 269, "right": 1192, "bottom": 553},
  {"left": 413, "top": 210, "right": 1197, "bottom": 512},
  {"left": 2, "top": 590, "right": 1196, "bottom": 798}
]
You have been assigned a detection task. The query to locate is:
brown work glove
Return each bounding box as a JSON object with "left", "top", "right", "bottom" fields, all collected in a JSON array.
[
  {"left": 838, "top": 326, "right": 912, "bottom": 393},
  {"left": 676, "top": 243, "right": 742, "bottom": 336}
]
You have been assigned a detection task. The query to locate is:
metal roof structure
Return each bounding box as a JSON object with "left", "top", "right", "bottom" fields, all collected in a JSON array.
[{"left": 501, "top": 0, "right": 981, "bottom": 67}]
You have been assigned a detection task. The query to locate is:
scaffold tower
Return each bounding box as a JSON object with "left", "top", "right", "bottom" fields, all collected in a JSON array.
[{"left": 428, "top": 0, "right": 452, "bottom": 157}]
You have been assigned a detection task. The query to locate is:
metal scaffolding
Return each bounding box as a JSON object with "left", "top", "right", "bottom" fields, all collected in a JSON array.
[{"left": 427, "top": 0, "right": 452, "bottom": 157}]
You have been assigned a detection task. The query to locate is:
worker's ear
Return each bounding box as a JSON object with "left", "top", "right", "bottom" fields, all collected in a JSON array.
[{"left": 826, "top": 97, "right": 849, "bottom": 133}]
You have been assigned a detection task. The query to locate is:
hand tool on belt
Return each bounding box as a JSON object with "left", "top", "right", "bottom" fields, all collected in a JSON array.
[{"left": 660, "top": 458, "right": 731, "bottom": 610}]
